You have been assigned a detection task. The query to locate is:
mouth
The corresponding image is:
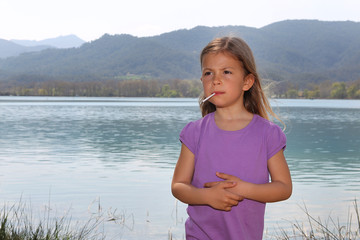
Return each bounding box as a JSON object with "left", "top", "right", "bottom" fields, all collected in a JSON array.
[
  {"left": 213, "top": 91, "right": 225, "bottom": 96},
  {"left": 202, "top": 92, "right": 224, "bottom": 103}
]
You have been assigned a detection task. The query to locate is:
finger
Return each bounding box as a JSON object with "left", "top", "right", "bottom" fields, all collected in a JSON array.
[
  {"left": 224, "top": 206, "right": 232, "bottom": 212},
  {"left": 222, "top": 181, "right": 237, "bottom": 189},
  {"left": 203, "top": 181, "right": 221, "bottom": 188},
  {"left": 216, "top": 172, "right": 232, "bottom": 180},
  {"left": 226, "top": 198, "right": 239, "bottom": 207},
  {"left": 223, "top": 199, "right": 239, "bottom": 211},
  {"left": 225, "top": 191, "right": 243, "bottom": 202}
]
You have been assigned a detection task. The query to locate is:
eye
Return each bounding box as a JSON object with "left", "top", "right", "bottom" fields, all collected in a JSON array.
[
  {"left": 201, "top": 71, "right": 213, "bottom": 82},
  {"left": 224, "top": 70, "right": 232, "bottom": 75},
  {"left": 202, "top": 71, "right": 213, "bottom": 81}
]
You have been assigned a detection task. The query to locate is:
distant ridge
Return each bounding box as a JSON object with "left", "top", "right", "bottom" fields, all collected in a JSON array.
[
  {"left": 0, "top": 35, "right": 86, "bottom": 58},
  {"left": 0, "top": 39, "right": 51, "bottom": 58},
  {"left": 11, "top": 35, "right": 86, "bottom": 49},
  {"left": 0, "top": 20, "right": 359, "bottom": 83}
]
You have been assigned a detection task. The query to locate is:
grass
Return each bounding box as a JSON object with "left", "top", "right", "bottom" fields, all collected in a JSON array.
[
  {"left": 0, "top": 198, "right": 129, "bottom": 240},
  {"left": 1, "top": 198, "right": 359, "bottom": 240},
  {"left": 273, "top": 199, "right": 360, "bottom": 240}
]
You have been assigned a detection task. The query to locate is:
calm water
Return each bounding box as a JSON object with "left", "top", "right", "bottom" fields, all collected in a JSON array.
[{"left": 0, "top": 97, "right": 359, "bottom": 239}]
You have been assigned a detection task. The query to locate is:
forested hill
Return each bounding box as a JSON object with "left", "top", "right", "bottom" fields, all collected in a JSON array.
[
  {"left": 0, "top": 35, "right": 86, "bottom": 58},
  {"left": 0, "top": 39, "right": 51, "bottom": 59},
  {"left": 1, "top": 20, "right": 360, "bottom": 83}
]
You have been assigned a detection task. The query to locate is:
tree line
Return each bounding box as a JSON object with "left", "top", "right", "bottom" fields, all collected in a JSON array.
[
  {"left": 270, "top": 79, "right": 360, "bottom": 99},
  {"left": 1, "top": 78, "right": 360, "bottom": 99},
  {"left": 0, "top": 79, "right": 202, "bottom": 98}
]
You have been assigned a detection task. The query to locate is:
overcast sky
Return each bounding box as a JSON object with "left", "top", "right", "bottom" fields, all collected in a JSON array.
[{"left": 1, "top": 0, "right": 359, "bottom": 42}]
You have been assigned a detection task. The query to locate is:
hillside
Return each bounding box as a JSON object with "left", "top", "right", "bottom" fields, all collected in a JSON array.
[
  {"left": 0, "top": 20, "right": 359, "bottom": 84},
  {"left": 0, "top": 39, "right": 51, "bottom": 58},
  {"left": 11, "top": 35, "right": 86, "bottom": 49},
  {"left": 0, "top": 35, "right": 86, "bottom": 59}
]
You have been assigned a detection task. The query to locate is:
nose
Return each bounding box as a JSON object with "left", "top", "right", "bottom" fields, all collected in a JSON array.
[{"left": 212, "top": 73, "right": 222, "bottom": 85}]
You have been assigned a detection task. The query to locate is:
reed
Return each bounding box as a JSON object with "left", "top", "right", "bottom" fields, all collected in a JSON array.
[
  {"left": 274, "top": 199, "right": 360, "bottom": 240},
  {"left": 2, "top": 198, "right": 359, "bottom": 239},
  {"left": 0, "top": 197, "right": 127, "bottom": 240}
]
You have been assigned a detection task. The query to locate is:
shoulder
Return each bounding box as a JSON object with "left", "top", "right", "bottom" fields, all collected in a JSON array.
[
  {"left": 179, "top": 112, "right": 214, "bottom": 154},
  {"left": 253, "top": 115, "right": 287, "bottom": 157},
  {"left": 181, "top": 112, "right": 213, "bottom": 134},
  {"left": 253, "top": 115, "right": 286, "bottom": 142},
  {"left": 253, "top": 115, "right": 283, "bottom": 132}
]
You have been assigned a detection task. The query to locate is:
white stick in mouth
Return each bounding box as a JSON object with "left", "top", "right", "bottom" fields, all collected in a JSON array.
[{"left": 202, "top": 93, "right": 215, "bottom": 103}]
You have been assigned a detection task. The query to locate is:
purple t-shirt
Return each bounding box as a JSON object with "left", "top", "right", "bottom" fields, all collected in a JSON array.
[{"left": 179, "top": 112, "right": 286, "bottom": 240}]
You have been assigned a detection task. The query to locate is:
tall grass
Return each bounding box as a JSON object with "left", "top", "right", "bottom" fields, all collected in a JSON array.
[
  {"left": 2, "top": 198, "right": 359, "bottom": 240},
  {"left": 0, "top": 198, "right": 128, "bottom": 240},
  {"left": 275, "top": 199, "right": 360, "bottom": 240}
]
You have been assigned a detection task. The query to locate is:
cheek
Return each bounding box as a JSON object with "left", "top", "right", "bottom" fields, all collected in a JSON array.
[
  {"left": 202, "top": 81, "right": 211, "bottom": 91},
  {"left": 230, "top": 79, "right": 244, "bottom": 90}
]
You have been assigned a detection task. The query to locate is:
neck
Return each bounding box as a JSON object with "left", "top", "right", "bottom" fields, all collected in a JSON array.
[
  {"left": 215, "top": 104, "right": 252, "bottom": 120},
  {"left": 214, "top": 106, "right": 254, "bottom": 131}
]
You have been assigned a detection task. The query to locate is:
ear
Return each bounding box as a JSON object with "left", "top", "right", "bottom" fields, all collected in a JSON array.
[{"left": 242, "top": 74, "right": 255, "bottom": 91}]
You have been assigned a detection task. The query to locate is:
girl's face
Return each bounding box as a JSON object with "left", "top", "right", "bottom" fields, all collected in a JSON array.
[{"left": 201, "top": 51, "right": 254, "bottom": 109}]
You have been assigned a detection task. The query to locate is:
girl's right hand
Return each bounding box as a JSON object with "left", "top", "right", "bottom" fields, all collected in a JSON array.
[{"left": 204, "top": 181, "right": 243, "bottom": 211}]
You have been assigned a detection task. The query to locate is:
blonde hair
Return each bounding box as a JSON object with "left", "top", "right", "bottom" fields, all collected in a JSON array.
[{"left": 199, "top": 36, "right": 280, "bottom": 124}]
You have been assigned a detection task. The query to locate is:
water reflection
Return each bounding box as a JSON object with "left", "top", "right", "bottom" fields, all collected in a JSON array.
[
  {"left": 279, "top": 107, "right": 360, "bottom": 190},
  {"left": 1, "top": 101, "right": 359, "bottom": 181},
  {"left": 0, "top": 104, "right": 200, "bottom": 170},
  {"left": 0, "top": 98, "right": 360, "bottom": 239}
]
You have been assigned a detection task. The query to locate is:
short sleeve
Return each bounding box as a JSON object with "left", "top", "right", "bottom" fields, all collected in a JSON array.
[
  {"left": 266, "top": 123, "right": 286, "bottom": 160},
  {"left": 179, "top": 121, "right": 200, "bottom": 155}
]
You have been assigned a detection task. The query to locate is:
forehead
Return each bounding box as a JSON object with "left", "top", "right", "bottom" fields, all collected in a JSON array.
[{"left": 201, "top": 51, "right": 243, "bottom": 69}]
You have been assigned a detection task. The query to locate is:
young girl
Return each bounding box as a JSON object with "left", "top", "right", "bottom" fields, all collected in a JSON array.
[{"left": 171, "top": 37, "right": 292, "bottom": 240}]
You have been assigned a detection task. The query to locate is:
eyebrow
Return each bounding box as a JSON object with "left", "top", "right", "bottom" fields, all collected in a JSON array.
[{"left": 202, "top": 66, "right": 235, "bottom": 71}]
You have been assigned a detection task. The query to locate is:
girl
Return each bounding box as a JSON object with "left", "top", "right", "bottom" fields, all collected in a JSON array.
[{"left": 171, "top": 37, "right": 292, "bottom": 240}]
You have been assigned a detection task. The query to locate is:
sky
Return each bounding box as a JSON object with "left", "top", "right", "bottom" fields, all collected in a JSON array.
[{"left": 1, "top": 0, "right": 360, "bottom": 42}]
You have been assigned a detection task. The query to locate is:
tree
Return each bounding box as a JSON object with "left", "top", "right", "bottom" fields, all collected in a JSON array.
[
  {"left": 319, "top": 80, "right": 333, "bottom": 98},
  {"left": 285, "top": 89, "right": 298, "bottom": 98},
  {"left": 157, "top": 84, "right": 181, "bottom": 97},
  {"left": 347, "top": 79, "right": 360, "bottom": 99},
  {"left": 330, "top": 82, "right": 347, "bottom": 99}
]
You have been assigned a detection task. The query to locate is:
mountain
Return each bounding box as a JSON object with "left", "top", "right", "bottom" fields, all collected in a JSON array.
[
  {"left": 11, "top": 35, "right": 86, "bottom": 49},
  {"left": 0, "top": 35, "right": 86, "bottom": 59},
  {"left": 0, "top": 20, "right": 359, "bottom": 84},
  {"left": 0, "top": 39, "right": 51, "bottom": 58},
  {"left": 259, "top": 20, "right": 360, "bottom": 82}
]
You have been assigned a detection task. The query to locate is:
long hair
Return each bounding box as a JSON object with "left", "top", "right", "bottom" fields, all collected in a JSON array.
[{"left": 199, "top": 36, "right": 280, "bottom": 124}]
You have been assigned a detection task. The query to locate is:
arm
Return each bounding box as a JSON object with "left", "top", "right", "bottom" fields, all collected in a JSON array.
[
  {"left": 171, "top": 143, "right": 243, "bottom": 211},
  {"left": 204, "top": 150, "right": 292, "bottom": 203}
]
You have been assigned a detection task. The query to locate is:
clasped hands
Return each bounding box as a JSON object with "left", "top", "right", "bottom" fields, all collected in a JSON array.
[{"left": 203, "top": 172, "right": 245, "bottom": 212}]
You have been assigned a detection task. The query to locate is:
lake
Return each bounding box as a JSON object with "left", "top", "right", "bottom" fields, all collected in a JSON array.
[{"left": 0, "top": 97, "right": 359, "bottom": 239}]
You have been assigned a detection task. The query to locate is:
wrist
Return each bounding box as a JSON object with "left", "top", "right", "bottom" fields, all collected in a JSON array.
[
  {"left": 232, "top": 180, "right": 251, "bottom": 198},
  {"left": 199, "top": 187, "right": 211, "bottom": 205}
]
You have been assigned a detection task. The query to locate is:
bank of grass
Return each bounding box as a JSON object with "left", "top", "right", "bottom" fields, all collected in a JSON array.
[
  {"left": 271, "top": 199, "right": 360, "bottom": 240},
  {"left": 0, "top": 198, "right": 130, "bottom": 240},
  {"left": 1, "top": 199, "right": 359, "bottom": 240}
]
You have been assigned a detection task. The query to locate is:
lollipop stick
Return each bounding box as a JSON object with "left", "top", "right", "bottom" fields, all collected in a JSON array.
[{"left": 202, "top": 93, "right": 215, "bottom": 103}]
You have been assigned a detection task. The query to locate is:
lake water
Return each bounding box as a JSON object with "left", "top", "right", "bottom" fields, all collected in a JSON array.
[{"left": 0, "top": 97, "right": 359, "bottom": 239}]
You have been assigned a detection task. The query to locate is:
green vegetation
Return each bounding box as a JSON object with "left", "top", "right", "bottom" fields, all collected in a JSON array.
[
  {"left": 0, "top": 79, "right": 202, "bottom": 98},
  {"left": 0, "top": 199, "right": 130, "bottom": 240},
  {"left": 2, "top": 199, "right": 359, "bottom": 240},
  {"left": 271, "top": 79, "right": 360, "bottom": 99},
  {"left": 1, "top": 78, "right": 360, "bottom": 99},
  {"left": 1, "top": 20, "right": 360, "bottom": 83},
  {"left": 1, "top": 21, "right": 360, "bottom": 99},
  {"left": 0, "top": 203, "right": 103, "bottom": 240},
  {"left": 273, "top": 200, "right": 360, "bottom": 240}
]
